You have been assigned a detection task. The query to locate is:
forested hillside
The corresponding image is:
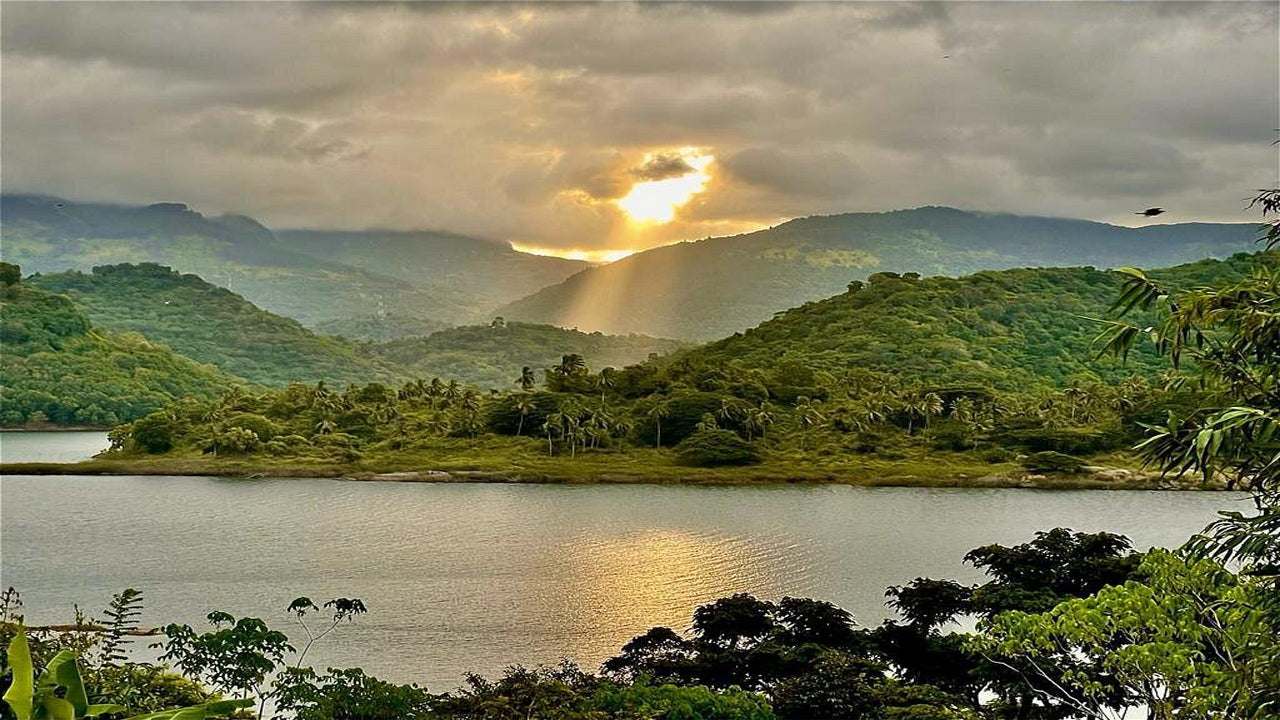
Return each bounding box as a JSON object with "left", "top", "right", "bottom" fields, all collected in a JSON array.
[
  {"left": 378, "top": 321, "right": 689, "bottom": 390},
  {"left": 0, "top": 264, "right": 232, "bottom": 426},
  {"left": 498, "top": 207, "right": 1259, "bottom": 339},
  {"left": 277, "top": 229, "right": 586, "bottom": 314},
  {"left": 1, "top": 195, "right": 477, "bottom": 327},
  {"left": 675, "top": 252, "right": 1269, "bottom": 390},
  {"left": 29, "top": 263, "right": 400, "bottom": 387}
]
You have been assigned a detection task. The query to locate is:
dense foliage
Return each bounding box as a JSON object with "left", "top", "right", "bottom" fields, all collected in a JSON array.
[
  {"left": 0, "top": 268, "right": 230, "bottom": 426},
  {"left": 378, "top": 319, "right": 687, "bottom": 391},
  {"left": 30, "top": 264, "right": 399, "bottom": 387},
  {"left": 498, "top": 206, "right": 1260, "bottom": 339},
  {"left": 682, "top": 254, "right": 1266, "bottom": 390}
]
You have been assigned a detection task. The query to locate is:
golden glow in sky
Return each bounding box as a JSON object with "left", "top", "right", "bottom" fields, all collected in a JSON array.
[
  {"left": 511, "top": 243, "right": 636, "bottom": 264},
  {"left": 616, "top": 150, "right": 714, "bottom": 224}
]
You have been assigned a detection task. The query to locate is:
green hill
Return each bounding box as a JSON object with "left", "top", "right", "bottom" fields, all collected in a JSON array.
[
  {"left": 276, "top": 229, "right": 586, "bottom": 315},
  {"left": 675, "top": 252, "right": 1272, "bottom": 391},
  {"left": 311, "top": 314, "right": 453, "bottom": 342},
  {"left": 0, "top": 267, "right": 233, "bottom": 426},
  {"left": 497, "top": 207, "right": 1259, "bottom": 340},
  {"left": 19, "top": 263, "right": 686, "bottom": 395},
  {"left": 29, "top": 263, "right": 399, "bottom": 387},
  {"left": 1, "top": 195, "right": 477, "bottom": 328},
  {"left": 377, "top": 321, "right": 689, "bottom": 390}
]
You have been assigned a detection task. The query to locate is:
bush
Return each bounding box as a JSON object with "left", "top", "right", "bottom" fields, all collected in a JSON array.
[
  {"left": 977, "top": 448, "right": 1012, "bottom": 464},
  {"left": 676, "top": 429, "right": 762, "bottom": 467},
  {"left": 994, "top": 424, "right": 1116, "bottom": 455},
  {"left": 595, "top": 682, "right": 776, "bottom": 720},
  {"left": 227, "top": 412, "right": 279, "bottom": 442},
  {"left": 926, "top": 419, "right": 976, "bottom": 452},
  {"left": 130, "top": 412, "right": 180, "bottom": 454},
  {"left": 633, "top": 391, "right": 725, "bottom": 447},
  {"left": 1021, "top": 451, "right": 1086, "bottom": 474}
]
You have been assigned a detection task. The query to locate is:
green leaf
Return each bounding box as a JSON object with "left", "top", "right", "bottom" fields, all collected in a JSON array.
[
  {"left": 39, "top": 696, "right": 75, "bottom": 720},
  {"left": 85, "top": 705, "right": 127, "bottom": 718},
  {"left": 38, "top": 651, "right": 89, "bottom": 717},
  {"left": 2, "top": 631, "right": 34, "bottom": 720}
]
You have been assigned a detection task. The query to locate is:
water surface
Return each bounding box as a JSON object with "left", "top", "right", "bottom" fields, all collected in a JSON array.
[
  {"left": 1, "top": 470, "right": 1244, "bottom": 690},
  {"left": 0, "top": 430, "right": 108, "bottom": 463}
]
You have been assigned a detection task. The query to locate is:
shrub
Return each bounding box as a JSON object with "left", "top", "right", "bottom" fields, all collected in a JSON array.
[
  {"left": 227, "top": 413, "right": 279, "bottom": 442},
  {"left": 1021, "top": 451, "right": 1086, "bottom": 474},
  {"left": 633, "top": 391, "right": 725, "bottom": 447},
  {"left": 994, "top": 425, "right": 1116, "bottom": 455},
  {"left": 676, "top": 429, "right": 762, "bottom": 467},
  {"left": 130, "top": 412, "right": 179, "bottom": 454},
  {"left": 926, "top": 419, "right": 976, "bottom": 452}
]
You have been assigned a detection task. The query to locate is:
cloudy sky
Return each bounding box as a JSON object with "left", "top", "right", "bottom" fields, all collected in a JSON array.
[{"left": 3, "top": 2, "right": 1277, "bottom": 260}]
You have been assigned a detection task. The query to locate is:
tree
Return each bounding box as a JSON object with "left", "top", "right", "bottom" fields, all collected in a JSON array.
[
  {"left": 643, "top": 399, "right": 670, "bottom": 448},
  {"left": 516, "top": 366, "right": 536, "bottom": 391},
  {"left": 979, "top": 551, "right": 1274, "bottom": 720},
  {"left": 512, "top": 397, "right": 536, "bottom": 437}
]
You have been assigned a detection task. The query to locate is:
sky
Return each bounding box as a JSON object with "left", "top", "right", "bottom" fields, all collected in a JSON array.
[{"left": 3, "top": 1, "right": 1278, "bottom": 261}]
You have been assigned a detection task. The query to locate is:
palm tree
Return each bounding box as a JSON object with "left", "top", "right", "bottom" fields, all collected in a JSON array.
[
  {"left": 516, "top": 366, "right": 536, "bottom": 391},
  {"left": 695, "top": 413, "right": 719, "bottom": 433},
  {"left": 513, "top": 397, "right": 536, "bottom": 437},
  {"left": 900, "top": 390, "right": 943, "bottom": 434},
  {"left": 542, "top": 412, "right": 565, "bottom": 455},
  {"left": 598, "top": 367, "right": 618, "bottom": 404},
  {"left": 747, "top": 402, "right": 776, "bottom": 441},
  {"left": 645, "top": 399, "right": 670, "bottom": 448},
  {"left": 794, "top": 397, "right": 825, "bottom": 449}
]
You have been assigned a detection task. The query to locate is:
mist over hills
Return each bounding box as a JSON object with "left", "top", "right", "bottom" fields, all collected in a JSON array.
[
  {"left": 276, "top": 229, "right": 585, "bottom": 312},
  {"left": 497, "top": 207, "right": 1261, "bottom": 340},
  {"left": 0, "top": 196, "right": 582, "bottom": 335}
]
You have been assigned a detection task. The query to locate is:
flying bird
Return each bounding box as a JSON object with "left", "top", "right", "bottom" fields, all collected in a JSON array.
[{"left": 1136, "top": 207, "right": 1165, "bottom": 217}]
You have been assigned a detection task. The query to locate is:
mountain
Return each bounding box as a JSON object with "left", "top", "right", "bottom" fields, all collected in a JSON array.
[
  {"left": 28, "top": 263, "right": 399, "bottom": 387},
  {"left": 496, "top": 207, "right": 1261, "bottom": 339},
  {"left": 0, "top": 269, "right": 232, "bottom": 426},
  {"left": 378, "top": 321, "right": 689, "bottom": 390},
  {"left": 1, "top": 195, "right": 476, "bottom": 327},
  {"left": 672, "top": 252, "right": 1271, "bottom": 391},
  {"left": 276, "top": 229, "right": 586, "bottom": 313}
]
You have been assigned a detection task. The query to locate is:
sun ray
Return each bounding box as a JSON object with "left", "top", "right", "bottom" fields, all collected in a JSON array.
[{"left": 616, "top": 149, "right": 713, "bottom": 225}]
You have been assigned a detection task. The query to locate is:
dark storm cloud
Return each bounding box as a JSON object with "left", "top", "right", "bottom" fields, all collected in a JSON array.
[
  {"left": 2, "top": 1, "right": 1276, "bottom": 251},
  {"left": 631, "top": 153, "right": 697, "bottom": 182}
]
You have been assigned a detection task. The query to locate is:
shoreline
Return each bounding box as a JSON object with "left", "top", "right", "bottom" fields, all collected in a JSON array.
[{"left": 0, "top": 458, "right": 1221, "bottom": 491}]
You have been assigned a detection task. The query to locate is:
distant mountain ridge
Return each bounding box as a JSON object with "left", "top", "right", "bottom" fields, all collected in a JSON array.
[
  {"left": 276, "top": 229, "right": 585, "bottom": 313},
  {"left": 0, "top": 195, "right": 584, "bottom": 333},
  {"left": 497, "top": 206, "right": 1261, "bottom": 339}
]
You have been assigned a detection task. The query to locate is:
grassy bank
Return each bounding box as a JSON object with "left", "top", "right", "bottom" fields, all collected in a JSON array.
[{"left": 0, "top": 440, "right": 1205, "bottom": 490}]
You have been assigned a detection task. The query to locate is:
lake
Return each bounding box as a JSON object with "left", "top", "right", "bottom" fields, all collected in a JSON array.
[
  {"left": 1, "top": 430, "right": 109, "bottom": 463},
  {"left": 0, "top": 432, "right": 1248, "bottom": 691}
]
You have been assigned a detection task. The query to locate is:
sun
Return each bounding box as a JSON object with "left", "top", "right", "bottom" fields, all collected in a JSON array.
[{"left": 616, "top": 149, "right": 714, "bottom": 224}]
